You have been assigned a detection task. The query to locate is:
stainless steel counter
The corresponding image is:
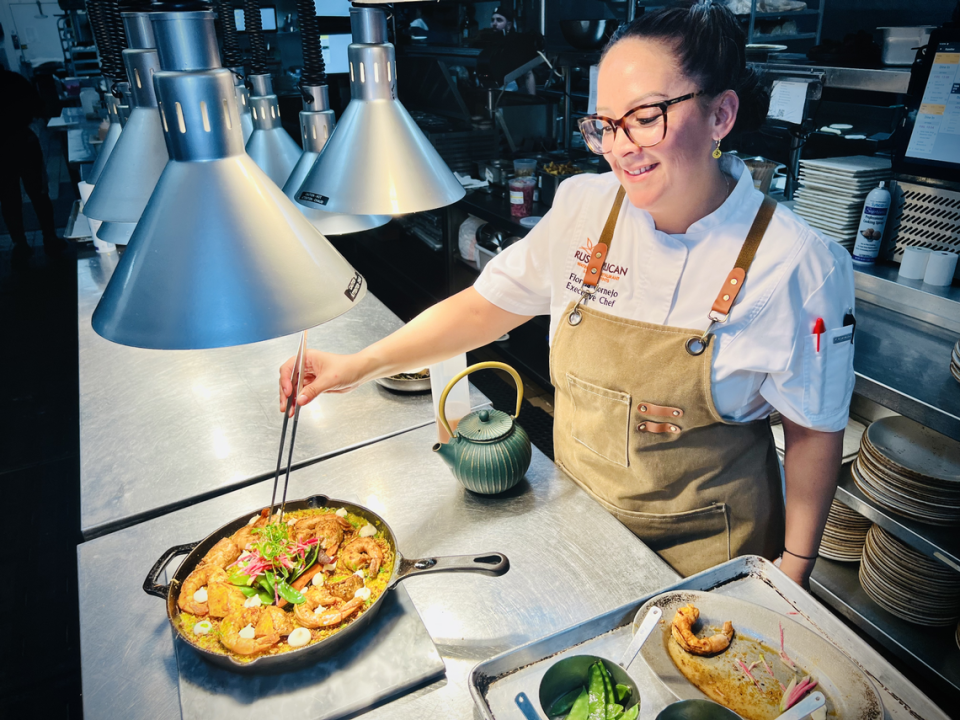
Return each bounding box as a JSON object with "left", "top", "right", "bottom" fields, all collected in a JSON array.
[
  {"left": 78, "top": 254, "right": 485, "bottom": 538},
  {"left": 77, "top": 424, "right": 679, "bottom": 719}
]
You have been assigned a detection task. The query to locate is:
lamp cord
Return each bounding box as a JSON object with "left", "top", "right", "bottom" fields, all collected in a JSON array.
[{"left": 243, "top": 0, "right": 267, "bottom": 75}]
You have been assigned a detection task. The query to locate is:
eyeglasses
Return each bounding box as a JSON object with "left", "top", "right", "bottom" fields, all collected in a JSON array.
[{"left": 578, "top": 92, "right": 703, "bottom": 155}]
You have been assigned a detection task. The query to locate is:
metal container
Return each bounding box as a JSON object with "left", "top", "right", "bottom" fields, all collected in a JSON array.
[
  {"left": 478, "top": 159, "right": 510, "bottom": 186},
  {"left": 144, "top": 494, "right": 508, "bottom": 674},
  {"left": 878, "top": 27, "right": 934, "bottom": 66}
]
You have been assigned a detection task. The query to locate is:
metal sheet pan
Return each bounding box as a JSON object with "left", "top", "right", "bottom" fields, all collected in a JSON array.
[{"left": 469, "top": 556, "right": 948, "bottom": 720}]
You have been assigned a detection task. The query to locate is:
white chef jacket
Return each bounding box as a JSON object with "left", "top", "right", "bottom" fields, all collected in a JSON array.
[{"left": 475, "top": 155, "right": 856, "bottom": 433}]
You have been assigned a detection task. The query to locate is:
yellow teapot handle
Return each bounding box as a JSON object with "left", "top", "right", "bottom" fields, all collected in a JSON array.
[{"left": 437, "top": 361, "right": 524, "bottom": 440}]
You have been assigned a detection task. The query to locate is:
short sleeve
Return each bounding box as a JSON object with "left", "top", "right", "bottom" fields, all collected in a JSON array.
[
  {"left": 758, "top": 240, "right": 856, "bottom": 432},
  {"left": 473, "top": 208, "right": 556, "bottom": 316}
]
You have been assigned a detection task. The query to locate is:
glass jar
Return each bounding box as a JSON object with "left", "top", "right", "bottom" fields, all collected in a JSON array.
[{"left": 508, "top": 177, "right": 536, "bottom": 218}]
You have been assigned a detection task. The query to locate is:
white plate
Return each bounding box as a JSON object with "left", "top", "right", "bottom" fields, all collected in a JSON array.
[{"left": 634, "top": 590, "right": 882, "bottom": 720}]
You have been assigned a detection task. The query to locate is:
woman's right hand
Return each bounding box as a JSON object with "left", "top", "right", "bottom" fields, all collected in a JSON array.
[{"left": 278, "top": 349, "right": 370, "bottom": 415}]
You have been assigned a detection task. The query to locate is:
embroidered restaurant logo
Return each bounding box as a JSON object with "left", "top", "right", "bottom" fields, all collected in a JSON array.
[{"left": 566, "top": 237, "right": 629, "bottom": 308}]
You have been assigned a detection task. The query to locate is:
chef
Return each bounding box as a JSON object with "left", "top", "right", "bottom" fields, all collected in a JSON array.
[{"left": 280, "top": 1, "right": 854, "bottom": 588}]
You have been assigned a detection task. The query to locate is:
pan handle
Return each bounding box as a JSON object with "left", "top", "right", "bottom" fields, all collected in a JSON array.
[
  {"left": 143, "top": 542, "right": 200, "bottom": 599},
  {"left": 392, "top": 552, "right": 509, "bottom": 587}
]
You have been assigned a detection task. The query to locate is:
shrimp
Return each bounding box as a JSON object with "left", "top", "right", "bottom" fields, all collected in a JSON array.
[
  {"left": 313, "top": 597, "right": 365, "bottom": 627},
  {"left": 327, "top": 574, "right": 363, "bottom": 601},
  {"left": 178, "top": 566, "right": 228, "bottom": 616},
  {"left": 338, "top": 537, "right": 384, "bottom": 576},
  {"left": 293, "top": 586, "right": 341, "bottom": 629},
  {"left": 197, "top": 537, "right": 240, "bottom": 570},
  {"left": 220, "top": 608, "right": 280, "bottom": 656},
  {"left": 293, "top": 514, "right": 354, "bottom": 556},
  {"left": 256, "top": 605, "right": 294, "bottom": 637},
  {"left": 671, "top": 604, "right": 734, "bottom": 656}
]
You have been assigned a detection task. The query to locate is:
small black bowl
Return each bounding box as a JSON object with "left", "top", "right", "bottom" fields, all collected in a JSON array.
[{"left": 559, "top": 20, "right": 619, "bottom": 51}]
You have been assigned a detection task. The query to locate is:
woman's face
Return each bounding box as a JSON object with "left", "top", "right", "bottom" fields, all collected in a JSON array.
[{"left": 596, "top": 38, "right": 723, "bottom": 218}]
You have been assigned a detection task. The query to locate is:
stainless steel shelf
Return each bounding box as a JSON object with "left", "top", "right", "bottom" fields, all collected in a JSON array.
[
  {"left": 852, "top": 300, "right": 960, "bottom": 442},
  {"left": 755, "top": 63, "right": 911, "bottom": 93},
  {"left": 835, "top": 464, "right": 960, "bottom": 572},
  {"left": 811, "top": 557, "right": 960, "bottom": 700},
  {"left": 855, "top": 263, "right": 960, "bottom": 334}
]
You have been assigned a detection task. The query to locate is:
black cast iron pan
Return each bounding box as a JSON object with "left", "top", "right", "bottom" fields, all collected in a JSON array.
[{"left": 143, "top": 494, "right": 509, "bottom": 674}]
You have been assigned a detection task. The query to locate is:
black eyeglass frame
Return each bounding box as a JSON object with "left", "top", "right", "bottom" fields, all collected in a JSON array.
[{"left": 578, "top": 91, "right": 704, "bottom": 154}]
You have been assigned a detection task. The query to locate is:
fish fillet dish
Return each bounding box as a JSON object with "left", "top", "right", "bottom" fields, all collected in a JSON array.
[{"left": 173, "top": 507, "right": 394, "bottom": 662}]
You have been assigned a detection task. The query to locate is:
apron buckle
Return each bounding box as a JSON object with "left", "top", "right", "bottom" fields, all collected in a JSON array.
[
  {"left": 567, "top": 287, "right": 597, "bottom": 326},
  {"left": 685, "top": 315, "right": 723, "bottom": 356}
]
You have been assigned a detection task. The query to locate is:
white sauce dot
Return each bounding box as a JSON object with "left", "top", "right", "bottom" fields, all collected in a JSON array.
[
  {"left": 312, "top": 573, "right": 325, "bottom": 587},
  {"left": 239, "top": 624, "right": 256, "bottom": 640},
  {"left": 247, "top": 515, "right": 259, "bottom": 526},
  {"left": 243, "top": 595, "right": 262, "bottom": 608},
  {"left": 335, "top": 507, "right": 348, "bottom": 518},
  {"left": 287, "top": 517, "right": 298, "bottom": 526},
  {"left": 359, "top": 524, "right": 377, "bottom": 538},
  {"left": 193, "top": 621, "right": 213, "bottom": 635},
  {"left": 193, "top": 587, "right": 208, "bottom": 603},
  {"left": 288, "top": 627, "right": 311, "bottom": 648},
  {"left": 323, "top": 563, "right": 337, "bottom": 572},
  {"left": 353, "top": 569, "right": 365, "bottom": 579},
  {"left": 354, "top": 587, "right": 372, "bottom": 601}
]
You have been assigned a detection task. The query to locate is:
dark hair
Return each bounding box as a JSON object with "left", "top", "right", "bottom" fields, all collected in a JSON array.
[{"left": 602, "top": 1, "right": 769, "bottom": 135}]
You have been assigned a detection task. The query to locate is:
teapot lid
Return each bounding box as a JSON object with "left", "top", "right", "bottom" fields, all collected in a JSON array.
[{"left": 456, "top": 408, "right": 514, "bottom": 442}]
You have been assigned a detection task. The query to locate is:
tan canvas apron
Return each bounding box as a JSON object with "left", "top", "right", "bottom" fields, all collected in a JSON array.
[{"left": 551, "top": 187, "right": 784, "bottom": 577}]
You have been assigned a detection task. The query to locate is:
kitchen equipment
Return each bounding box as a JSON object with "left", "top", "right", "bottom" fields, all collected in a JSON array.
[
  {"left": 655, "top": 693, "right": 825, "bottom": 720},
  {"left": 433, "top": 361, "right": 532, "bottom": 494},
  {"left": 744, "top": 44, "right": 788, "bottom": 62},
  {"left": 478, "top": 159, "right": 510, "bottom": 186},
  {"left": 375, "top": 371, "right": 432, "bottom": 393},
  {"left": 272, "top": 331, "right": 307, "bottom": 518},
  {"left": 560, "top": 20, "right": 619, "bottom": 51},
  {"left": 513, "top": 158, "right": 537, "bottom": 177},
  {"left": 143, "top": 494, "right": 509, "bottom": 673},
  {"left": 636, "top": 590, "right": 879, "bottom": 719},
  {"left": 538, "top": 606, "right": 662, "bottom": 718},
  {"left": 741, "top": 157, "right": 780, "bottom": 194},
  {"left": 878, "top": 27, "right": 934, "bottom": 66},
  {"left": 470, "top": 555, "right": 942, "bottom": 720}
]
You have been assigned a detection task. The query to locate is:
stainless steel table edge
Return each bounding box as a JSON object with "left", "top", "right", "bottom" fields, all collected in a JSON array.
[{"left": 468, "top": 555, "right": 948, "bottom": 720}]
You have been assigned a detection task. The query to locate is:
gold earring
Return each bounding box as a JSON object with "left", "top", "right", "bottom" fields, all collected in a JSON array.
[{"left": 712, "top": 139, "right": 722, "bottom": 159}]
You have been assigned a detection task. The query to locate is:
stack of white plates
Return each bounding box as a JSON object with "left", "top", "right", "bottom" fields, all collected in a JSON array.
[
  {"left": 793, "top": 156, "right": 892, "bottom": 249},
  {"left": 860, "top": 524, "right": 960, "bottom": 627},
  {"left": 951, "top": 339, "right": 960, "bottom": 385},
  {"left": 820, "top": 500, "right": 872, "bottom": 562},
  {"left": 852, "top": 416, "right": 960, "bottom": 526}
]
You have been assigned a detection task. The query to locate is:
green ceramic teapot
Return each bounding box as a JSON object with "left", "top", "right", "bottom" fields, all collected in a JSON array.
[{"left": 432, "top": 361, "right": 532, "bottom": 494}]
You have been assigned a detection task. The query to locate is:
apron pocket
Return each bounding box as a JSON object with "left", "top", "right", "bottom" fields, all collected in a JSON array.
[
  {"left": 612, "top": 503, "right": 731, "bottom": 577},
  {"left": 566, "top": 373, "right": 631, "bottom": 468}
]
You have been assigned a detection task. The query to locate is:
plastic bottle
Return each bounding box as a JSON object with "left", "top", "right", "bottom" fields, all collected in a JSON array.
[{"left": 852, "top": 182, "right": 891, "bottom": 264}]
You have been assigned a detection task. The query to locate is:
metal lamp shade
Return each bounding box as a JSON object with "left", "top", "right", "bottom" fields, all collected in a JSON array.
[
  {"left": 97, "top": 221, "right": 136, "bottom": 245},
  {"left": 296, "top": 8, "right": 464, "bottom": 215},
  {"left": 83, "top": 47, "right": 168, "bottom": 223},
  {"left": 87, "top": 95, "right": 123, "bottom": 186},
  {"left": 282, "top": 85, "right": 389, "bottom": 235},
  {"left": 245, "top": 74, "right": 301, "bottom": 187},
  {"left": 236, "top": 84, "right": 254, "bottom": 143},
  {"left": 92, "top": 62, "right": 365, "bottom": 350}
]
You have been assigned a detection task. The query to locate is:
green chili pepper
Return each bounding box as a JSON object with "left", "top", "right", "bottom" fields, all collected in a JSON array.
[
  {"left": 587, "top": 662, "right": 606, "bottom": 720},
  {"left": 615, "top": 685, "right": 631, "bottom": 704},
  {"left": 547, "top": 687, "right": 584, "bottom": 717},
  {"left": 620, "top": 704, "right": 638, "bottom": 720},
  {"left": 275, "top": 577, "right": 305, "bottom": 604},
  {"left": 567, "top": 689, "right": 590, "bottom": 720}
]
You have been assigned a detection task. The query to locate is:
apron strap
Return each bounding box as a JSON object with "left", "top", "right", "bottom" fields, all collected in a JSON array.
[
  {"left": 583, "top": 185, "right": 627, "bottom": 289},
  {"left": 710, "top": 195, "right": 777, "bottom": 317}
]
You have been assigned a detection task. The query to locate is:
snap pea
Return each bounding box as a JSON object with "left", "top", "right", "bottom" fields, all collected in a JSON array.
[
  {"left": 567, "top": 689, "right": 590, "bottom": 720},
  {"left": 620, "top": 704, "right": 639, "bottom": 720},
  {"left": 615, "top": 685, "right": 631, "bottom": 705},
  {"left": 600, "top": 661, "right": 616, "bottom": 719},
  {"left": 609, "top": 704, "right": 623, "bottom": 720},
  {"left": 547, "top": 687, "right": 584, "bottom": 717},
  {"left": 587, "top": 662, "right": 606, "bottom": 720},
  {"left": 238, "top": 585, "right": 258, "bottom": 598},
  {"left": 227, "top": 565, "right": 254, "bottom": 587},
  {"left": 275, "top": 577, "right": 305, "bottom": 604}
]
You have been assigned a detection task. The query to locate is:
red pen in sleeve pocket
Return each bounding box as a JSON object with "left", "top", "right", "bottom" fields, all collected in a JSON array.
[{"left": 812, "top": 318, "right": 826, "bottom": 352}]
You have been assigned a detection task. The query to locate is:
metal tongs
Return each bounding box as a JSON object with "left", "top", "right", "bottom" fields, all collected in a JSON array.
[{"left": 270, "top": 330, "right": 308, "bottom": 523}]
